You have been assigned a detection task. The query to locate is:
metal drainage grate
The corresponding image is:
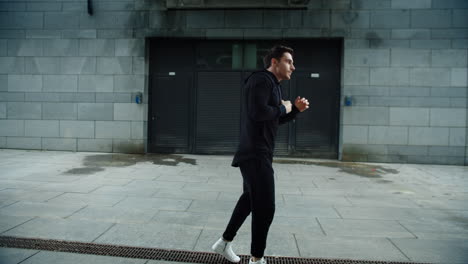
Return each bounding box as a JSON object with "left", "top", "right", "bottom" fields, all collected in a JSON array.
[{"left": 0, "top": 236, "right": 430, "bottom": 264}]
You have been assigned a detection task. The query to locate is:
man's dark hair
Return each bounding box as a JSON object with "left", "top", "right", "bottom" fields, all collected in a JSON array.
[{"left": 263, "top": 45, "right": 294, "bottom": 68}]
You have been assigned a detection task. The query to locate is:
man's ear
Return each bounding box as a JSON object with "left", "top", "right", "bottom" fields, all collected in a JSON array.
[{"left": 270, "top": 58, "right": 278, "bottom": 67}]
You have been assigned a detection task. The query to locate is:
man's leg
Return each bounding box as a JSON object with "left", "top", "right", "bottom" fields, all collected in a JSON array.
[
  {"left": 223, "top": 163, "right": 254, "bottom": 241},
  {"left": 250, "top": 156, "right": 275, "bottom": 259}
]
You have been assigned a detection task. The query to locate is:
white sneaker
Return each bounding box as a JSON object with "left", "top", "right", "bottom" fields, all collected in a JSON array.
[
  {"left": 211, "top": 237, "right": 241, "bottom": 263},
  {"left": 249, "top": 257, "right": 267, "bottom": 264}
]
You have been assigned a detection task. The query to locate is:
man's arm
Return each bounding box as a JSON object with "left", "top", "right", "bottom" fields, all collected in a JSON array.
[
  {"left": 279, "top": 96, "right": 309, "bottom": 125},
  {"left": 247, "top": 76, "right": 286, "bottom": 122}
]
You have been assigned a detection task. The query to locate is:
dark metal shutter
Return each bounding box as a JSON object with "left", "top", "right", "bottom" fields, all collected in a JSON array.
[
  {"left": 149, "top": 74, "right": 191, "bottom": 153},
  {"left": 294, "top": 71, "right": 338, "bottom": 157},
  {"left": 195, "top": 72, "right": 241, "bottom": 153}
]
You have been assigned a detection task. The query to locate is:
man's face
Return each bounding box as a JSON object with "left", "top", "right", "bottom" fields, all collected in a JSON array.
[{"left": 272, "top": 52, "right": 295, "bottom": 81}]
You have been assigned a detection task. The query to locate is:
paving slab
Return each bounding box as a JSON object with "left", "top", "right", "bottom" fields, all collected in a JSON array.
[
  {"left": 0, "top": 189, "right": 62, "bottom": 203},
  {"left": 153, "top": 189, "right": 219, "bottom": 201},
  {"left": 114, "top": 197, "right": 192, "bottom": 211},
  {"left": 294, "top": 235, "right": 411, "bottom": 262},
  {"left": 0, "top": 201, "right": 84, "bottom": 218},
  {"left": 0, "top": 248, "right": 39, "bottom": 264},
  {"left": 2, "top": 217, "right": 114, "bottom": 242},
  {"left": 67, "top": 206, "right": 157, "bottom": 224},
  {"left": 316, "top": 218, "right": 415, "bottom": 238},
  {"left": 398, "top": 219, "right": 468, "bottom": 240},
  {"left": 19, "top": 251, "right": 147, "bottom": 264},
  {"left": 45, "top": 193, "right": 126, "bottom": 207},
  {"left": 94, "top": 222, "right": 202, "bottom": 251},
  {"left": 390, "top": 238, "right": 468, "bottom": 264},
  {"left": 0, "top": 215, "right": 35, "bottom": 234}
]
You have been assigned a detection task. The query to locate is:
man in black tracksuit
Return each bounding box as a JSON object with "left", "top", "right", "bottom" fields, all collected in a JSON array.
[{"left": 212, "top": 45, "right": 310, "bottom": 264}]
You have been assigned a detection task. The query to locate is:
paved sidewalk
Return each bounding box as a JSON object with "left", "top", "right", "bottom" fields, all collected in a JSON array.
[{"left": 0, "top": 149, "right": 467, "bottom": 264}]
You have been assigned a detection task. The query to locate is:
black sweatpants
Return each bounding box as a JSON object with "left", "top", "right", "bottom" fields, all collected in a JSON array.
[{"left": 222, "top": 155, "right": 275, "bottom": 258}]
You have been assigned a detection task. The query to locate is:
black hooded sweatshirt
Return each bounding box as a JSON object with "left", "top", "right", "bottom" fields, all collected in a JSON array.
[{"left": 232, "top": 69, "right": 299, "bottom": 167}]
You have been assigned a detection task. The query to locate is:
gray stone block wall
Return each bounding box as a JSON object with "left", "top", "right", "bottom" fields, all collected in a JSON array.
[{"left": 0, "top": 0, "right": 466, "bottom": 165}]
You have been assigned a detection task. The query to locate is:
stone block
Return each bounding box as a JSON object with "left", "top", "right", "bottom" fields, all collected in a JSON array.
[
  {"left": 0, "top": 120, "right": 24, "bottom": 136},
  {"left": 186, "top": 10, "right": 224, "bottom": 28},
  {"left": 25, "top": 29, "right": 62, "bottom": 39},
  {"left": 282, "top": 29, "right": 322, "bottom": 38},
  {"left": 62, "top": 93, "right": 95, "bottom": 103},
  {"left": 80, "top": 11, "right": 146, "bottom": 29},
  {"left": 409, "top": 127, "right": 449, "bottom": 146},
  {"left": 370, "top": 39, "right": 409, "bottom": 49},
  {"left": 43, "top": 39, "right": 79, "bottom": 56},
  {"left": 79, "top": 39, "right": 115, "bottom": 56},
  {"left": 133, "top": 57, "right": 145, "bottom": 74},
  {"left": 409, "top": 97, "right": 451, "bottom": 108},
  {"left": 7, "top": 102, "right": 41, "bottom": 119},
  {"left": 331, "top": 11, "right": 368, "bottom": 28},
  {"left": 0, "top": 102, "right": 5, "bottom": 118},
  {"left": 368, "top": 96, "right": 408, "bottom": 107},
  {"left": 410, "top": 40, "right": 452, "bottom": 49},
  {"left": 42, "top": 138, "right": 76, "bottom": 151},
  {"left": 97, "top": 57, "right": 132, "bottom": 74},
  {"left": 78, "top": 103, "right": 113, "bottom": 121},
  {"left": 115, "top": 39, "right": 144, "bottom": 56},
  {"left": 391, "top": 29, "right": 430, "bottom": 39},
  {"left": 370, "top": 10, "right": 410, "bottom": 28},
  {"left": 343, "top": 106, "right": 389, "bottom": 125},
  {"left": 432, "top": 0, "right": 468, "bottom": 8},
  {"left": 95, "top": 121, "right": 131, "bottom": 139},
  {"left": 27, "top": 2, "right": 61, "bottom": 11},
  {"left": 44, "top": 12, "right": 79, "bottom": 29},
  {"left": 113, "top": 139, "right": 144, "bottom": 153},
  {"left": 0, "top": 58, "right": 24, "bottom": 74},
  {"left": 42, "top": 103, "right": 77, "bottom": 120},
  {"left": 343, "top": 125, "right": 368, "bottom": 144},
  {"left": 114, "top": 103, "right": 146, "bottom": 121},
  {"left": 369, "top": 126, "right": 408, "bottom": 145},
  {"left": 451, "top": 68, "right": 468, "bottom": 87},
  {"left": 344, "top": 39, "right": 370, "bottom": 49},
  {"left": 62, "top": 29, "right": 97, "bottom": 39},
  {"left": 0, "top": 136, "right": 5, "bottom": 147},
  {"left": 97, "top": 29, "right": 134, "bottom": 38},
  {"left": 78, "top": 139, "right": 113, "bottom": 152},
  {"left": 0, "top": 75, "right": 6, "bottom": 91},
  {"left": 370, "top": 68, "right": 409, "bottom": 86},
  {"left": 94, "top": 1, "right": 134, "bottom": 11},
  {"left": 0, "top": 40, "right": 6, "bottom": 56},
  {"left": 453, "top": 9, "right": 468, "bottom": 28},
  {"left": 78, "top": 75, "right": 113, "bottom": 92},
  {"left": 449, "top": 128, "right": 466, "bottom": 146},
  {"left": 410, "top": 68, "right": 451, "bottom": 87},
  {"left": 428, "top": 146, "right": 465, "bottom": 157},
  {"left": 43, "top": 75, "right": 78, "bottom": 92},
  {"left": 387, "top": 145, "right": 428, "bottom": 156},
  {"left": 411, "top": 10, "right": 452, "bottom": 28},
  {"left": 114, "top": 75, "right": 144, "bottom": 93},
  {"left": 60, "top": 120, "right": 94, "bottom": 138},
  {"left": 450, "top": 98, "right": 467, "bottom": 107},
  {"left": 7, "top": 137, "right": 41, "bottom": 149},
  {"left": 452, "top": 39, "right": 468, "bottom": 49},
  {"left": 25, "top": 57, "right": 61, "bottom": 74},
  {"left": 389, "top": 87, "right": 430, "bottom": 97},
  {"left": 60, "top": 57, "right": 96, "bottom": 74},
  {"left": 265, "top": 10, "right": 302, "bottom": 28},
  {"left": 351, "top": 29, "right": 391, "bottom": 39},
  {"left": 344, "top": 49, "right": 390, "bottom": 67},
  {"left": 390, "top": 107, "right": 429, "bottom": 126},
  {"left": 0, "top": 30, "right": 25, "bottom": 38},
  {"left": 1, "top": 92, "right": 24, "bottom": 102},
  {"left": 303, "top": 10, "right": 331, "bottom": 28},
  {"left": 25, "top": 120, "right": 59, "bottom": 137},
  {"left": 430, "top": 108, "right": 466, "bottom": 127},
  {"left": 96, "top": 93, "right": 131, "bottom": 103},
  {"left": 0, "top": 2, "right": 25, "bottom": 11},
  {"left": 131, "top": 121, "right": 144, "bottom": 140},
  {"left": 225, "top": 10, "right": 262, "bottom": 28},
  {"left": 432, "top": 29, "right": 468, "bottom": 39},
  {"left": 391, "top": 0, "right": 431, "bottom": 9},
  {"left": 432, "top": 50, "right": 467, "bottom": 67},
  {"left": 8, "top": 39, "right": 42, "bottom": 56},
  {"left": 391, "top": 49, "right": 430, "bottom": 67},
  {"left": 0, "top": 12, "right": 43, "bottom": 29},
  {"left": 344, "top": 67, "right": 369, "bottom": 85}
]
